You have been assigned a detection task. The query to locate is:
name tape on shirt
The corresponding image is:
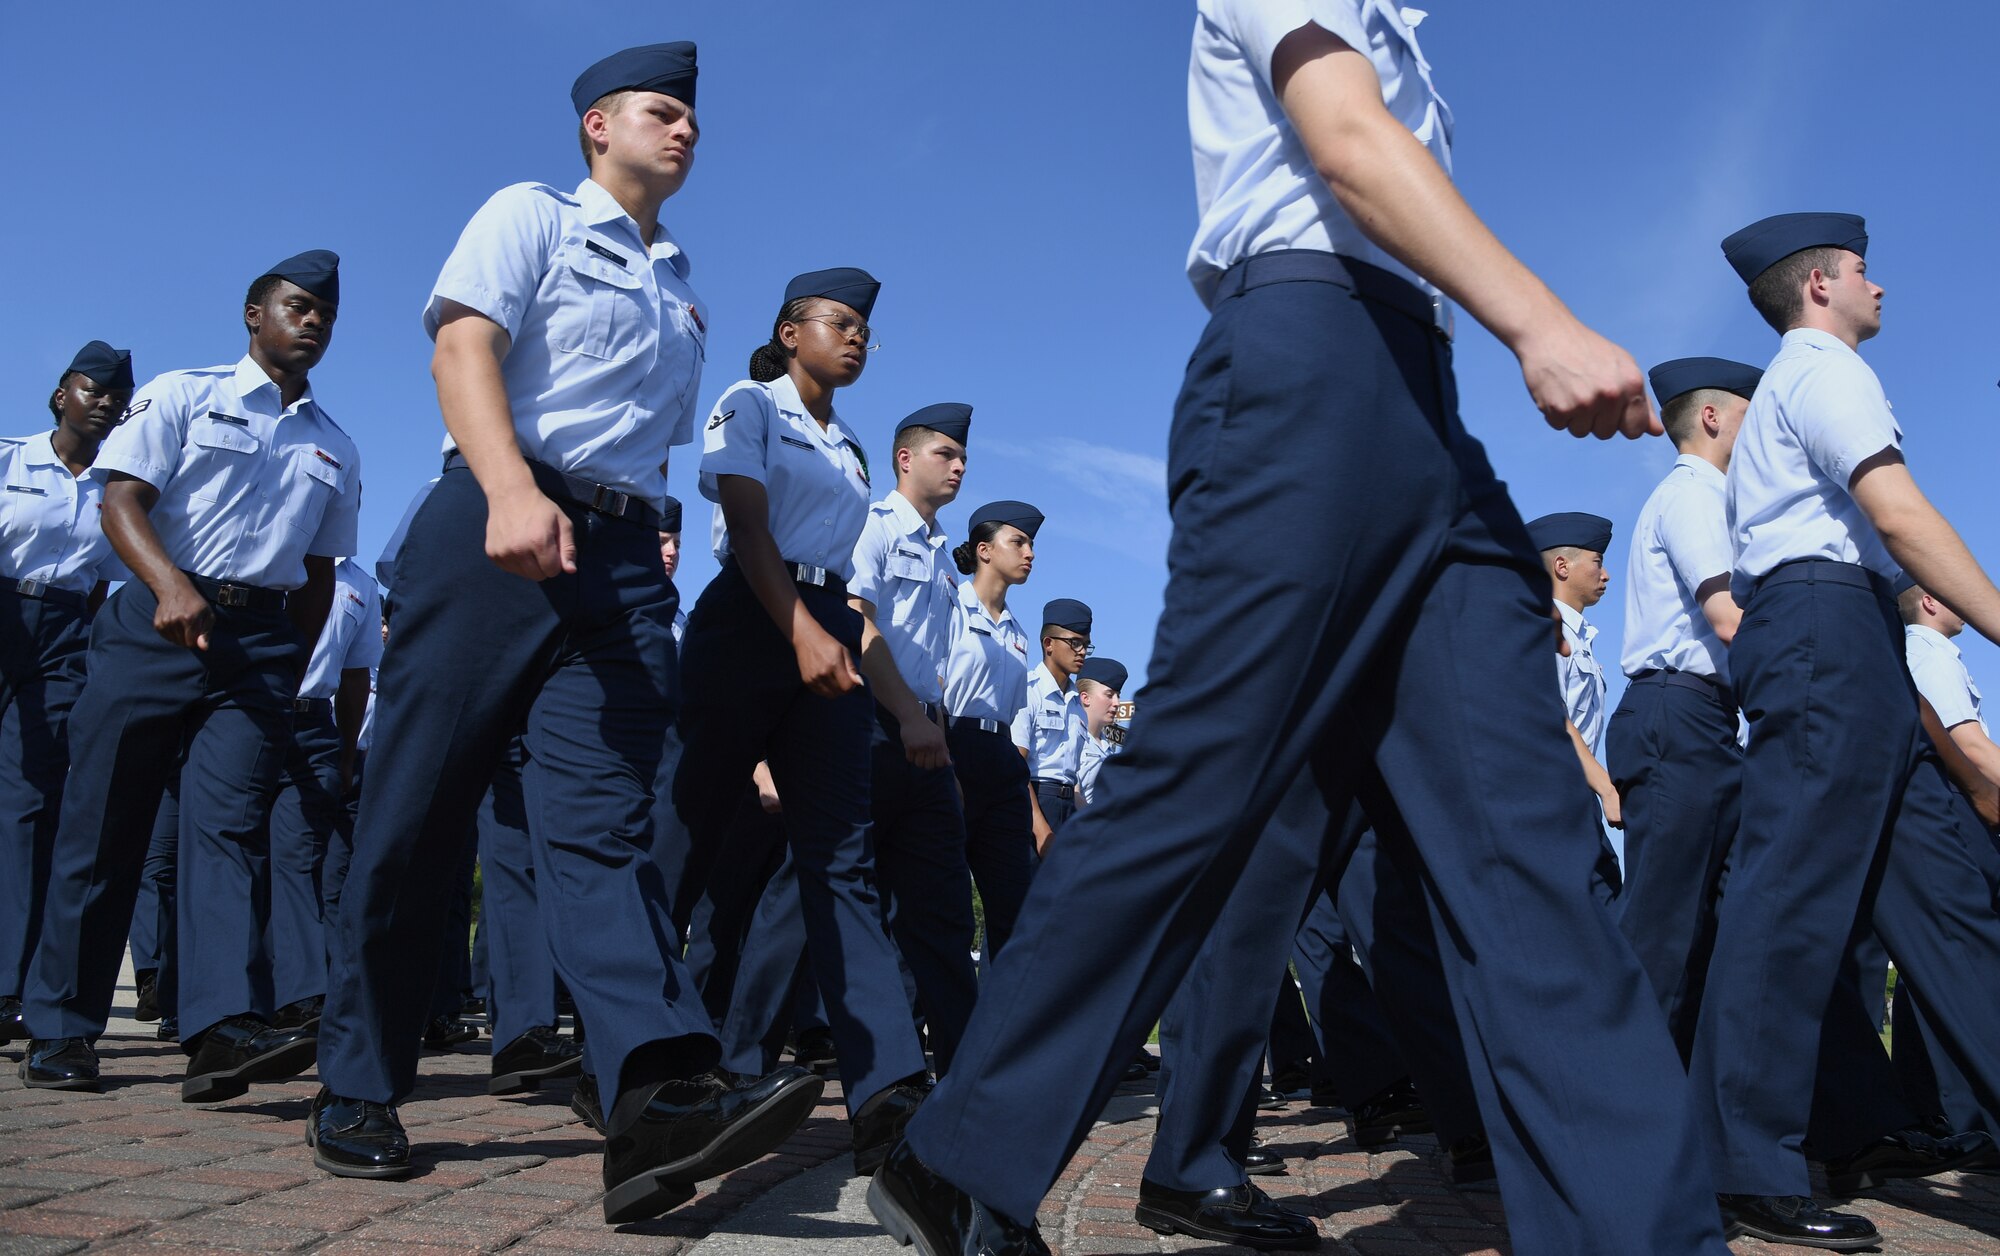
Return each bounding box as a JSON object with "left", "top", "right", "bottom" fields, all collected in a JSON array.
[
  {"left": 206, "top": 410, "right": 250, "bottom": 427},
  {"left": 6, "top": 484, "right": 48, "bottom": 495},
  {"left": 584, "top": 239, "right": 628, "bottom": 269},
  {"left": 778, "top": 434, "right": 814, "bottom": 451}
]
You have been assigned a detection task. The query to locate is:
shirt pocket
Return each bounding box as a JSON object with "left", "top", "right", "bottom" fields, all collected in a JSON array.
[
  {"left": 282, "top": 449, "right": 344, "bottom": 537},
  {"left": 182, "top": 417, "right": 261, "bottom": 503},
  {"left": 887, "top": 547, "right": 929, "bottom": 583},
  {"left": 549, "top": 243, "right": 650, "bottom": 363}
]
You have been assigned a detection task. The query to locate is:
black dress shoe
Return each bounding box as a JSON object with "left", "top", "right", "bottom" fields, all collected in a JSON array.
[
  {"left": 20, "top": 1038, "right": 101, "bottom": 1091},
  {"left": 1448, "top": 1136, "right": 1497, "bottom": 1191},
  {"left": 791, "top": 1026, "right": 838, "bottom": 1075},
  {"left": 134, "top": 969, "right": 161, "bottom": 1022},
  {"left": 1270, "top": 1065, "right": 1312, "bottom": 1100},
  {"left": 0, "top": 996, "right": 25, "bottom": 1044},
  {"left": 1306, "top": 1083, "right": 1347, "bottom": 1114},
  {"left": 421, "top": 1016, "right": 479, "bottom": 1050},
  {"left": 853, "top": 1076, "right": 930, "bottom": 1176},
  {"left": 182, "top": 1016, "right": 318, "bottom": 1103},
  {"left": 307, "top": 1086, "right": 411, "bottom": 1179},
  {"left": 1823, "top": 1124, "right": 1995, "bottom": 1195},
  {"left": 157, "top": 1017, "right": 179, "bottom": 1043},
  {"left": 571, "top": 1072, "right": 606, "bottom": 1134},
  {"left": 1135, "top": 1178, "right": 1320, "bottom": 1251},
  {"left": 1242, "top": 1141, "right": 1287, "bottom": 1176},
  {"left": 867, "top": 1138, "right": 1051, "bottom": 1255},
  {"left": 1719, "top": 1194, "right": 1878, "bottom": 1251},
  {"left": 1135, "top": 1046, "right": 1161, "bottom": 1073},
  {"left": 271, "top": 996, "right": 324, "bottom": 1033},
  {"left": 1119, "top": 1060, "right": 1152, "bottom": 1084},
  {"left": 1348, "top": 1079, "right": 1431, "bottom": 1149},
  {"left": 601, "top": 1065, "right": 825, "bottom": 1223},
  {"left": 490, "top": 1024, "right": 583, "bottom": 1094}
]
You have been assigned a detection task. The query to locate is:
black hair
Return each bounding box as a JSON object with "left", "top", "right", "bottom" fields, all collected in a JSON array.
[
  {"left": 49, "top": 371, "right": 74, "bottom": 425},
  {"left": 952, "top": 519, "right": 1007, "bottom": 576},
  {"left": 748, "top": 297, "right": 818, "bottom": 382},
  {"left": 244, "top": 273, "right": 284, "bottom": 335},
  {"left": 1747, "top": 246, "right": 1844, "bottom": 333}
]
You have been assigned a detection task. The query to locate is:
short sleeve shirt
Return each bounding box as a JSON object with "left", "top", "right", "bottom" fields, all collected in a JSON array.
[
  {"left": 1077, "top": 732, "right": 1123, "bottom": 805},
  {"left": 0, "top": 431, "right": 128, "bottom": 592},
  {"left": 1556, "top": 600, "right": 1607, "bottom": 758},
  {"left": 1728, "top": 329, "right": 1900, "bottom": 596},
  {"left": 1012, "top": 663, "right": 1088, "bottom": 783},
  {"left": 423, "top": 178, "right": 705, "bottom": 509},
  {"left": 1906, "top": 624, "right": 1986, "bottom": 733},
  {"left": 1188, "top": 0, "right": 1453, "bottom": 312},
  {"left": 699, "top": 375, "right": 873, "bottom": 582},
  {"left": 93, "top": 358, "right": 361, "bottom": 589},
  {"left": 1622, "top": 455, "right": 1733, "bottom": 681},
  {"left": 848, "top": 490, "right": 955, "bottom": 705},
  {"left": 944, "top": 581, "right": 1032, "bottom": 724},
  {"left": 300, "top": 558, "right": 384, "bottom": 699}
]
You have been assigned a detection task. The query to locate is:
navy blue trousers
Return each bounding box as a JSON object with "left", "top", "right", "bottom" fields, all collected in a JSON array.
[
  {"left": 320, "top": 465, "right": 713, "bottom": 1105},
  {"left": 1606, "top": 672, "right": 1740, "bottom": 1055},
  {"left": 427, "top": 820, "right": 479, "bottom": 1025},
  {"left": 1689, "top": 562, "right": 1918, "bottom": 1195},
  {"left": 950, "top": 722, "right": 1035, "bottom": 961},
  {"left": 1032, "top": 780, "right": 1074, "bottom": 838},
  {"left": 904, "top": 256, "right": 1723, "bottom": 1252},
  {"left": 267, "top": 706, "right": 344, "bottom": 1009},
  {"left": 0, "top": 588, "right": 88, "bottom": 999},
  {"left": 650, "top": 720, "right": 700, "bottom": 937},
  {"left": 1266, "top": 976, "right": 1314, "bottom": 1081},
  {"left": 26, "top": 582, "right": 299, "bottom": 1042},
  {"left": 478, "top": 739, "right": 561, "bottom": 1049},
  {"left": 1291, "top": 891, "right": 1402, "bottom": 1109},
  {"left": 675, "top": 564, "right": 928, "bottom": 1114},
  {"left": 138, "top": 778, "right": 184, "bottom": 1024}
]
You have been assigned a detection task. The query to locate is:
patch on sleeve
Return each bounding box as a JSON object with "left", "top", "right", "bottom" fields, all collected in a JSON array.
[
  {"left": 122, "top": 399, "right": 151, "bottom": 420},
  {"left": 707, "top": 408, "right": 734, "bottom": 431}
]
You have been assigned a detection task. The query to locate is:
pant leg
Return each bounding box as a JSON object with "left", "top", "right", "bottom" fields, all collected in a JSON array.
[
  {"left": 953, "top": 724, "right": 1035, "bottom": 962},
  {"left": 1292, "top": 889, "right": 1404, "bottom": 1108},
  {"left": 1848, "top": 931, "right": 1892, "bottom": 1039},
  {"left": 1033, "top": 782, "right": 1074, "bottom": 838},
  {"left": 1688, "top": 573, "right": 1918, "bottom": 1196},
  {"left": 713, "top": 849, "right": 810, "bottom": 1075},
  {"left": 322, "top": 751, "right": 359, "bottom": 928},
  {"left": 479, "top": 739, "right": 560, "bottom": 1049},
  {"left": 1267, "top": 974, "right": 1314, "bottom": 1081},
  {"left": 685, "top": 793, "right": 791, "bottom": 1029},
  {"left": 650, "top": 721, "right": 700, "bottom": 937},
  {"left": 149, "top": 776, "right": 182, "bottom": 1024},
  {"left": 0, "top": 596, "right": 88, "bottom": 998},
  {"left": 428, "top": 825, "right": 477, "bottom": 1024},
  {"left": 268, "top": 712, "right": 343, "bottom": 1009},
  {"left": 1805, "top": 917, "right": 1916, "bottom": 1158}
]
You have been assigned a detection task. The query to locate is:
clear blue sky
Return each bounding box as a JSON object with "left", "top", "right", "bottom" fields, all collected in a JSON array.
[{"left": 5, "top": 2, "right": 1998, "bottom": 698}]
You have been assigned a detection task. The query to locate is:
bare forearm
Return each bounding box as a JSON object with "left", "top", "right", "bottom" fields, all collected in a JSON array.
[
  {"left": 335, "top": 669, "right": 369, "bottom": 757},
  {"left": 432, "top": 314, "right": 534, "bottom": 499},
  {"left": 1567, "top": 721, "right": 1613, "bottom": 795},
  {"left": 103, "top": 485, "right": 194, "bottom": 602},
  {"left": 716, "top": 478, "right": 813, "bottom": 643},
  {"left": 288, "top": 558, "right": 334, "bottom": 656},
  {"left": 1927, "top": 701, "right": 2000, "bottom": 829},
  {"left": 853, "top": 615, "right": 923, "bottom": 723},
  {"left": 1878, "top": 506, "right": 2000, "bottom": 645}
]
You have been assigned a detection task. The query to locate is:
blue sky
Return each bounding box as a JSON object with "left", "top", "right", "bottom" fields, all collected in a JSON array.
[{"left": 5, "top": 2, "right": 1998, "bottom": 699}]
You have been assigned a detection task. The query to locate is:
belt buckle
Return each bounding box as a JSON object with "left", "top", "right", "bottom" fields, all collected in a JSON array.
[
  {"left": 215, "top": 584, "right": 250, "bottom": 608},
  {"left": 15, "top": 578, "right": 46, "bottom": 598},
  {"left": 794, "top": 564, "right": 828, "bottom": 587},
  {"left": 590, "top": 483, "right": 630, "bottom": 517}
]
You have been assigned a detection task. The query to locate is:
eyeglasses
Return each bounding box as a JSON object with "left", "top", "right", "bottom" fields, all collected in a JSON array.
[
  {"left": 794, "top": 314, "right": 879, "bottom": 351},
  {"left": 1047, "top": 634, "right": 1091, "bottom": 656}
]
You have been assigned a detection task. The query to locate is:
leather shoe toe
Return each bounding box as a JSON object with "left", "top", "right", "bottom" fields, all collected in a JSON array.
[
  {"left": 601, "top": 1066, "right": 825, "bottom": 1223},
  {"left": 308, "top": 1086, "right": 411, "bottom": 1178},
  {"left": 182, "top": 1016, "right": 317, "bottom": 1103},
  {"left": 1719, "top": 1194, "right": 1878, "bottom": 1251},
  {"left": 490, "top": 1024, "right": 583, "bottom": 1094},
  {"left": 1136, "top": 1178, "right": 1320, "bottom": 1250},
  {"left": 1242, "top": 1141, "right": 1287, "bottom": 1176},
  {"left": 1348, "top": 1079, "right": 1431, "bottom": 1149},
  {"left": 20, "top": 1037, "right": 100, "bottom": 1091},
  {"left": 1824, "top": 1125, "right": 1995, "bottom": 1196},
  {"left": 853, "top": 1075, "right": 930, "bottom": 1176},
  {"left": 0, "top": 996, "right": 26, "bottom": 1044},
  {"left": 867, "top": 1138, "right": 1051, "bottom": 1254}
]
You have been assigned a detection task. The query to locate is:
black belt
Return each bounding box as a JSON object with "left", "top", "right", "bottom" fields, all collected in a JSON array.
[
  {"left": 293, "top": 696, "right": 333, "bottom": 717},
  {"left": 1033, "top": 778, "right": 1075, "bottom": 800},
  {"left": 183, "top": 572, "right": 288, "bottom": 612},
  {"left": 951, "top": 715, "right": 1007, "bottom": 734},
  {"left": 721, "top": 555, "right": 847, "bottom": 595},
  {"left": 1755, "top": 559, "right": 1889, "bottom": 598},
  {"left": 1628, "top": 668, "right": 1737, "bottom": 710},
  {"left": 444, "top": 453, "right": 661, "bottom": 530},
  {"left": 2, "top": 576, "right": 86, "bottom": 611},
  {"left": 1210, "top": 250, "right": 1451, "bottom": 339}
]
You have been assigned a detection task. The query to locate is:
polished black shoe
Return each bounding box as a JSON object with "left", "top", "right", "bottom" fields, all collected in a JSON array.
[
  {"left": 853, "top": 1076, "right": 930, "bottom": 1176},
  {"left": 1135, "top": 1046, "right": 1161, "bottom": 1073},
  {"left": 1306, "top": 1083, "right": 1346, "bottom": 1114},
  {"left": 182, "top": 1016, "right": 317, "bottom": 1103},
  {"left": 571, "top": 1072, "right": 606, "bottom": 1134},
  {"left": 1256, "top": 1085, "right": 1289, "bottom": 1110},
  {"left": 1823, "top": 1124, "right": 1995, "bottom": 1196},
  {"left": 490, "top": 1024, "right": 584, "bottom": 1094},
  {"left": 20, "top": 1037, "right": 101, "bottom": 1091},
  {"left": 1242, "top": 1140, "right": 1287, "bottom": 1176},
  {"left": 791, "top": 1025, "right": 838, "bottom": 1075},
  {"left": 867, "top": 1138, "right": 1051, "bottom": 1255},
  {"left": 1348, "top": 1079, "right": 1431, "bottom": 1149},
  {"left": 0, "top": 996, "right": 25, "bottom": 1044},
  {"left": 1119, "top": 1059, "right": 1152, "bottom": 1084},
  {"left": 271, "top": 996, "right": 324, "bottom": 1034},
  {"left": 1719, "top": 1194, "right": 1878, "bottom": 1251},
  {"left": 421, "top": 1016, "right": 479, "bottom": 1050},
  {"left": 134, "top": 969, "right": 161, "bottom": 1022},
  {"left": 601, "top": 1065, "right": 825, "bottom": 1223},
  {"left": 307, "top": 1086, "right": 411, "bottom": 1179},
  {"left": 1136, "top": 1178, "right": 1320, "bottom": 1250},
  {"left": 157, "top": 1017, "right": 180, "bottom": 1043},
  {"left": 1448, "top": 1136, "right": 1497, "bottom": 1191},
  {"left": 1270, "top": 1064, "right": 1312, "bottom": 1100}
]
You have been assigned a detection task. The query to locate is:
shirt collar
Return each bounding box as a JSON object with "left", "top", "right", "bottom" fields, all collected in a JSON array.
[
  {"left": 764, "top": 374, "right": 850, "bottom": 450},
  {"left": 1907, "top": 622, "right": 1963, "bottom": 659},
  {"left": 885, "top": 490, "right": 946, "bottom": 547},
  {"left": 957, "top": 579, "right": 1019, "bottom": 630},
  {"left": 232, "top": 355, "right": 315, "bottom": 415},
  {"left": 576, "top": 178, "right": 691, "bottom": 279},
  {"left": 1555, "top": 598, "right": 1594, "bottom": 643},
  {"left": 1781, "top": 326, "right": 1857, "bottom": 357},
  {"left": 1673, "top": 452, "right": 1726, "bottom": 485},
  {"left": 23, "top": 431, "right": 63, "bottom": 468}
]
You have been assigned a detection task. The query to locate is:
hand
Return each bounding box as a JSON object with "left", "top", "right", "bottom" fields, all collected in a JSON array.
[
  {"left": 794, "top": 625, "right": 863, "bottom": 698},
  {"left": 900, "top": 714, "right": 952, "bottom": 771},
  {"left": 485, "top": 483, "right": 576, "bottom": 581},
  {"left": 154, "top": 577, "right": 215, "bottom": 650},
  {"left": 1516, "top": 317, "right": 1660, "bottom": 441},
  {"left": 1598, "top": 785, "right": 1624, "bottom": 829}
]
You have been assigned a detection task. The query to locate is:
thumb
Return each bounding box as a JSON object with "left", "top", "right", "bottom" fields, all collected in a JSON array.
[
  {"left": 557, "top": 511, "right": 578, "bottom": 574},
  {"left": 194, "top": 630, "right": 211, "bottom": 651}
]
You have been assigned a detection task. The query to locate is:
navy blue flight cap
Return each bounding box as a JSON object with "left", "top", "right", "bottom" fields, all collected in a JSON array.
[
  {"left": 785, "top": 268, "right": 879, "bottom": 320},
  {"left": 260, "top": 249, "right": 340, "bottom": 305},
  {"left": 571, "top": 42, "right": 697, "bottom": 115},
  {"left": 1525, "top": 512, "right": 1613, "bottom": 554},
  {"left": 1648, "top": 357, "right": 1764, "bottom": 407},
  {"left": 65, "top": 340, "right": 133, "bottom": 390},
  {"left": 1042, "top": 598, "right": 1092, "bottom": 634},
  {"left": 1078, "top": 657, "right": 1128, "bottom": 693},
  {"left": 898, "top": 403, "right": 972, "bottom": 444},
  {"left": 1722, "top": 213, "right": 1868, "bottom": 285},
  {"left": 968, "top": 500, "right": 1044, "bottom": 539},
  {"left": 659, "top": 495, "right": 683, "bottom": 533}
]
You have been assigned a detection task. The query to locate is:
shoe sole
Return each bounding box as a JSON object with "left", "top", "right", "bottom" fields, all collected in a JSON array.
[
  {"left": 601, "top": 1072, "right": 825, "bottom": 1224},
  {"left": 491, "top": 1053, "right": 583, "bottom": 1095},
  {"left": 1135, "top": 1202, "right": 1321, "bottom": 1251},
  {"left": 866, "top": 1168, "right": 953, "bottom": 1256},
  {"left": 182, "top": 1037, "right": 318, "bottom": 1104},
  {"left": 306, "top": 1120, "right": 415, "bottom": 1180},
  {"left": 18, "top": 1069, "right": 100, "bottom": 1093},
  {"left": 1827, "top": 1142, "right": 1994, "bottom": 1196},
  {"left": 1726, "top": 1218, "right": 1878, "bottom": 1252},
  {"left": 1349, "top": 1117, "right": 1434, "bottom": 1150},
  {"left": 1244, "top": 1161, "right": 1287, "bottom": 1177}
]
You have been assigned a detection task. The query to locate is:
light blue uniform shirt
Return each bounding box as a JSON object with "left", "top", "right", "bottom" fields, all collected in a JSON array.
[
  {"left": 424, "top": 178, "right": 705, "bottom": 509},
  {"left": 700, "top": 375, "right": 872, "bottom": 583},
  {"left": 1906, "top": 624, "right": 1986, "bottom": 734},
  {"left": 944, "top": 581, "right": 1031, "bottom": 724},
  {"left": 1622, "top": 455, "right": 1733, "bottom": 682},
  {"left": 1188, "top": 0, "right": 1453, "bottom": 320},
  {"left": 0, "top": 431, "right": 128, "bottom": 592},
  {"left": 849, "top": 491, "right": 954, "bottom": 705},
  {"left": 1728, "top": 328, "right": 1900, "bottom": 598},
  {"left": 300, "top": 558, "right": 384, "bottom": 700},
  {"left": 94, "top": 357, "right": 360, "bottom": 589},
  {"left": 1556, "top": 600, "right": 1607, "bottom": 758},
  {"left": 1012, "top": 663, "right": 1088, "bottom": 783},
  {"left": 1077, "top": 731, "right": 1123, "bottom": 806}
]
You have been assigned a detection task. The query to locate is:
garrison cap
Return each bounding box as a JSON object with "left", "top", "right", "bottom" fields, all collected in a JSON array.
[
  {"left": 1648, "top": 357, "right": 1764, "bottom": 408},
  {"left": 897, "top": 403, "right": 972, "bottom": 444},
  {"left": 785, "top": 267, "right": 879, "bottom": 319},
  {"left": 1042, "top": 598, "right": 1093, "bottom": 634},
  {"left": 1525, "top": 512, "right": 1613, "bottom": 555},
  {"left": 659, "top": 496, "right": 683, "bottom": 534},
  {"left": 968, "top": 500, "right": 1043, "bottom": 539},
  {"left": 65, "top": 341, "right": 133, "bottom": 390},
  {"left": 1078, "top": 657, "right": 1128, "bottom": 693},
  {"left": 572, "top": 42, "right": 697, "bottom": 115},
  {"left": 1722, "top": 213, "right": 1868, "bottom": 285},
  {"left": 259, "top": 249, "right": 340, "bottom": 305}
]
